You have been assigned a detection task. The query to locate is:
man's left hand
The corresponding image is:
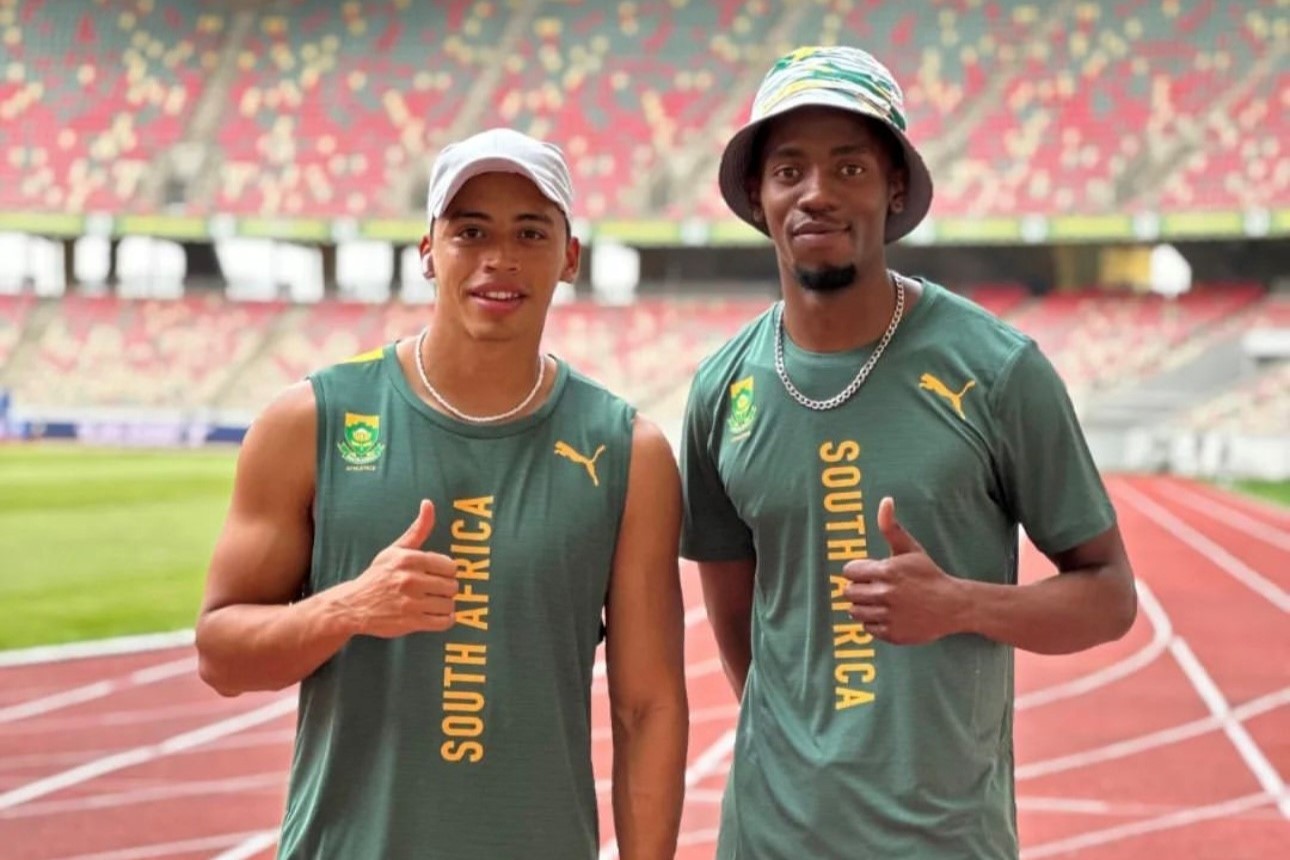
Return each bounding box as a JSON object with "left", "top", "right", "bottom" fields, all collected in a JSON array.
[{"left": 842, "top": 497, "right": 968, "bottom": 645}]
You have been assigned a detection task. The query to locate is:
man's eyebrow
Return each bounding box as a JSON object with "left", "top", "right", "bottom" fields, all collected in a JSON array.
[
  {"left": 829, "top": 143, "right": 875, "bottom": 156},
  {"left": 516, "top": 212, "right": 556, "bottom": 225},
  {"left": 443, "top": 210, "right": 556, "bottom": 225},
  {"left": 443, "top": 209, "right": 492, "bottom": 221},
  {"left": 767, "top": 142, "right": 876, "bottom": 158}
]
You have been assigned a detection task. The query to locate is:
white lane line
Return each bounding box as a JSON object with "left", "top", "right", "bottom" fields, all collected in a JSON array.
[
  {"left": 0, "top": 696, "right": 296, "bottom": 811},
  {"left": 47, "top": 829, "right": 276, "bottom": 860},
  {"left": 1020, "top": 792, "right": 1273, "bottom": 858},
  {"left": 597, "top": 728, "right": 737, "bottom": 860},
  {"left": 1117, "top": 482, "right": 1290, "bottom": 612},
  {"left": 0, "top": 657, "right": 195, "bottom": 725},
  {"left": 1018, "top": 570, "right": 1287, "bottom": 817},
  {"left": 683, "top": 788, "right": 725, "bottom": 805},
  {"left": 1170, "top": 636, "right": 1290, "bottom": 818},
  {"left": 1017, "top": 796, "right": 1193, "bottom": 816},
  {"left": 683, "top": 730, "right": 738, "bottom": 790},
  {"left": 1017, "top": 685, "right": 1290, "bottom": 780},
  {"left": 1161, "top": 483, "right": 1290, "bottom": 552},
  {"left": 2, "top": 699, "right": 245, "bottom": 737},
  {"left": 1171, "top": 479, "right": 1290, "bottom": 525},
  {"left": 0, "top": 630, "right": 194, "bottom": 668},
  {"left": 0, "top": 726, "right": 296, "bottom": 774},
  {"left": 209, "top": 830, "right": 280, "bottom": 860},
  {"left": 0, "top": 772, "right": 283, "bottom": 820},
  {"left": 676, "top": 828, "right": 721, "bottom": 848},
  {"left": 1017, "top": 580, "right": 1171, "bottom": 711},
  {"left": 688, "top": 703, "right": 740, "bottom": 722},
  {"left": 592, "top": 702, "right": 739, "bottom": 743}
]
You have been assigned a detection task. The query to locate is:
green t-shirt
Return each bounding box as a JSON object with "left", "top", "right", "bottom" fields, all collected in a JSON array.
[
  {"left": 278, "top": 346, "right": 635, "bottom": 859},
  {"left": 680, "top": 280, "right": 1115, "bottom": 859}
]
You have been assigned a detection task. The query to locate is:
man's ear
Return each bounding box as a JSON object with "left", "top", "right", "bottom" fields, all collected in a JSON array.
[
  {"left": 562, "top": 236, "right": 581, "bottom": 284},
  {"left": 888, "top": 168, "right": 908, "bottom": 215},
  {"left": 420, "top": 233, "right": 434, "bottom": 280},
  {"left": 745, "top": 178, "right": 765, "bottom": 224}
]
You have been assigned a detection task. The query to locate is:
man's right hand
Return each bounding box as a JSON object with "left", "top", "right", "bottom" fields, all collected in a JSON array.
[{"left": 334, "top": 499, "right": 459, "bottom": 638}]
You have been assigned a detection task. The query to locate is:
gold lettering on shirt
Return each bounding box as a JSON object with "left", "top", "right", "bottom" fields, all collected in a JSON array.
[
  {"left": 819, "top": 442, "right": 876, "bottom": 710},
  {"left": 441, "top": 496, "right": 494, "bottom": 763}
]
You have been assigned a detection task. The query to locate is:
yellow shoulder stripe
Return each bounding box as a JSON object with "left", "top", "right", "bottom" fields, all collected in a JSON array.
[{"left": 342, "top": 347, "right": 384, "bottom": 364}]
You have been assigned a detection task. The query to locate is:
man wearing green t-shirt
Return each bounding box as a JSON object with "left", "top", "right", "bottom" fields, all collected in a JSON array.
[
  {"left": 196, "top": 128, "right": 687, "bottom": 858},
  {"left": 682, "top": 46, "right": 1138, "bottom": 858}
]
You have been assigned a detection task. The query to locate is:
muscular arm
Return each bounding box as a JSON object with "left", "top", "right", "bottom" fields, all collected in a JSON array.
[
  {"left": 195, "top": 383, "right": 352, "bottom": 695},
  {"left": 195, "top": 383, "right": 456, "bottom": 696},
  {"left": 697, "top": 558, "right": 756, "bottom": 700},
  {"left": 848, "top": 501, "right": 1136, "bottom": 656},
  {"left": 604, "top": 418, "right": 688, "bottom": 860},
  {"left": 963, "top": 341, "right": 1136, "bottom": 653},
  {"left": 958, "top": 524, "right": 1136, "bottom": 654}
]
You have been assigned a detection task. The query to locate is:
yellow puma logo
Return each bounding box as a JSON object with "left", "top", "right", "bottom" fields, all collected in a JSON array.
[
  {"left": 554, "top": 441, "right": 606, "bottom": 487},
  {"left": 919, "top": 373, "right": 976, "bottom": 420}
]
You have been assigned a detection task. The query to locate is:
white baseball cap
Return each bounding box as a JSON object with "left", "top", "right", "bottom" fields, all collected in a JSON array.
[{"left": 425, "top": 127, "right": 575, "bottom": 223}]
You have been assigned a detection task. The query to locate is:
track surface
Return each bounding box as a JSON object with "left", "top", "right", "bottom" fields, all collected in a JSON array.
[{"left": 1, "top": 475, "right": 1286, "bottom": 859}]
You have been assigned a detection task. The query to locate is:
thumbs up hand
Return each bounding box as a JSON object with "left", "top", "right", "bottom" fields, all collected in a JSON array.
[
  {"left": 876, "top": 496, "right": 923, "bottom": 556},
  {"left": 842, "top": 497, "right": 967, "bottom": 645},
  {"left": 334, "top": 499, "right": 459, "bottom": 638}
]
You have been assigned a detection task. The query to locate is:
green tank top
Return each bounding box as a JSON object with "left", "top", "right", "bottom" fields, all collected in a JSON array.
[{"left": 279, "top": 344, "right": 635, "bottom": 859}]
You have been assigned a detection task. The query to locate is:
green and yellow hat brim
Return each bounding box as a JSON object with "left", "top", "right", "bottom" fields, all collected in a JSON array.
[{"left": 718, "top": 46, "right": 934, "bottom": 244}]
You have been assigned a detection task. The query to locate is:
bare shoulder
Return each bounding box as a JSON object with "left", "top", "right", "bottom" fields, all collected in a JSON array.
[
  {"left": 203, "top": 380, "right": 318, "bottom": 615},
  {"left": 629, "top": 413, "right": 678, "bottom": 468},
  {"left": 612, "top": 414, "right": 682, "bottom": 586},
  {"left": 234, "top": 380, "right": 317, "bottom": 505},
  {"left": 250, "top": 379, "right": 316, "bottom": 439},
  {"left": 623, "top": 413, "right": 680, "bottom": 522}
]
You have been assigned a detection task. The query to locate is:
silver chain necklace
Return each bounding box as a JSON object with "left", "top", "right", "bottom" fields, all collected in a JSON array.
[
  {"left": 773, "top": 272, "right": 906, "bottom": 411},
  {"left": 413, "top": 326, "right": 546, "bottom": 423}
]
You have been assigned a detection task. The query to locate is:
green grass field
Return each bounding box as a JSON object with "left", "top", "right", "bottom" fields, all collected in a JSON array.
[
  {"left": 1, "top": 448, "right": 1286, "bottom": 652},
  {"left": 0, "top": 444, "right": 238, "bottom": 649},
  {"left": 1232, "top": 479, "right": 1290, "bottom": 508}
]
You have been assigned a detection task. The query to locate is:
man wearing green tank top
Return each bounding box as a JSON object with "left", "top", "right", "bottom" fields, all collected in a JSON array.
[
  {"left": 196, "top": 128, "right": 688, "bottom": 859},
  {"left": 681, "top": 46, "right": 1139, "bottom": 858}
]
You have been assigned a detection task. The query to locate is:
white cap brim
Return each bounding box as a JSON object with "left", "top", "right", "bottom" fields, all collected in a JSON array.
[{"left": 425, "top": 128, "right": 575, "bottom": 224}]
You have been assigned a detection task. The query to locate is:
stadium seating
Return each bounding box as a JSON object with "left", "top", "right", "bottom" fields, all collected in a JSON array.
[
  {"left": 11, "top": 293, "right": 284, "bottom": 409},
  {"left": 4, "top": 0, "right": 1283, "bottom": 220},
  {"left": 3, "top": 286, "right": 1288, "bottom": 443},
  {"left": 472, "top": 0, "right": 782, "bottom": 219},
  {"left": 963, "top": 283, "right": 1031, "bottom": 319},
  {"left": 217, "top": 295, "right": 768, "bottom": 413},
  {"left": 932, "top": 0, "right": 1240, "bottom": 216},
  {"left": 1002, "top": 284, "right": 1265, "bottom": 395},
  {"left": 1186, "top": 360, "right": 1290, "bottom": 436},
  {"left": 4, "top": 282, "right": 1275, "bottom": 409},
  {"left": 1134, "top": 1, "right": 1286, "bottom": 211},
  {"left": 538, "top": 297, "right": 767, "bottom": 404},
  {"left": 215, "top": 0, "right": 509, "bottom": 217},
  {"left": 685, "top": 0, "right": 1043, "bottom": 220},
  {"left": 0, "top": 0, "right": 227, "bottom": 212},
  {"left": 1191, "top": 294, "right": 1290, "bottom": 437},
  {"left": 0, "top": 293, "right": 37, "bottom": 367},
  {"left": 1154, "top": 71, "right": 1287, "bottom": 212},
  {"left": 219, "top": 298, "right": 409, "bottom": 411}
]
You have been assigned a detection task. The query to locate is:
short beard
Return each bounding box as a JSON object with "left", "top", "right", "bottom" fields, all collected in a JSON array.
[{"left": 794, "top": 264, "right": 857, "bottom": 294}]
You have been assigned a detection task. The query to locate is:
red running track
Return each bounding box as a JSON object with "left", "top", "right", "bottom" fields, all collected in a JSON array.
[{"left": 0, "top": 476, "right": 1286, "bottom": 859}]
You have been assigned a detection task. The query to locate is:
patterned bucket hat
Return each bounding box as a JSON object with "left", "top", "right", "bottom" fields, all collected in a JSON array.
[{"left": 718, "top": 46, "right": 934, "bottom": 243}]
